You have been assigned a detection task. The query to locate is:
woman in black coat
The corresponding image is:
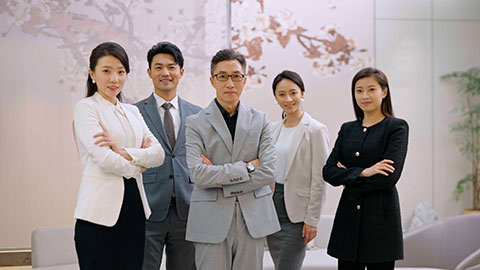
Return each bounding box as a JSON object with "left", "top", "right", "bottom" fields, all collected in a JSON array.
[{"left": 323, "top": 67, "right": 408, "bottom": 270}]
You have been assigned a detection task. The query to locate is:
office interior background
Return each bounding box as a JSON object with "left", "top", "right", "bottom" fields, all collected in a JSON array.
[{"left": 0, "top": 0, "right": 479, "bottom": 249}]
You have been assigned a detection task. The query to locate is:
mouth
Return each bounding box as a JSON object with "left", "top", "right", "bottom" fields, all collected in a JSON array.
[
  {"left": 160, "top": 79, "right": 172, "bottom": 84},
  {"left": 107, "top": 86, "right": 119, "bottom": 91},
  {"left": 361, "top": 102, "right": 371, "bottom": 106},
  {"left": 224, "top": 91, "right": 236, "bottom": 95}
]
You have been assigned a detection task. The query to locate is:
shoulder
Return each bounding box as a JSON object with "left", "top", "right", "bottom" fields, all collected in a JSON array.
[
  {"left": 242, "top": 103, "right": 267, "bottom": 119},
  {"left": 180, "top": 98, "right": 202, "bottom": 113},
  {"left": 307, "top": 115, "right": 328, "bottom": 132},
  {"left": 186, "top": 107, "right": 206, "bottom": 125},
  {"left": 340, "top": 119, "right": 360, "bottom": 130},
  {"left": 387, "top": 117, "right": 408, "bottom": 128},
  {"left": 74, "top": 96, "right": 96, "bottom": 112}
]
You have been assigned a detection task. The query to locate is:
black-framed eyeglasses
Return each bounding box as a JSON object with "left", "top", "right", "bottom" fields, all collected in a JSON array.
[{"left": 213, "top": 73, "right": 245, "bottom": 82}]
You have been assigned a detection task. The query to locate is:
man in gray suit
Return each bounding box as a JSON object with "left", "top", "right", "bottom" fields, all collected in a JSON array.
[
  {"left": 135, "top": 42, "right": 201, "bottom": 270},
  {"left": 185, "top": 49, "right": 280, "bottom": 270}
]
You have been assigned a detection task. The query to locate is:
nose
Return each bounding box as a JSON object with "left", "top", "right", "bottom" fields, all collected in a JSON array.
[
  {"left": 160, "top": 67, "right": 169, "bottom": 76},
  {"left": 111, "top": 73, "right": 119, "bottom": 82},
  {"left": 285, "top": 94, "right": 293, "bottom": 102},
  {"left": 225, "top": 77, "right": 235, "bottom": 88}
]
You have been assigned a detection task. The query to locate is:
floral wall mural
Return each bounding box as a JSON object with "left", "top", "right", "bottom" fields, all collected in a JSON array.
[{"left": 231, "top": 0, "right": 372, "bottom": 86}]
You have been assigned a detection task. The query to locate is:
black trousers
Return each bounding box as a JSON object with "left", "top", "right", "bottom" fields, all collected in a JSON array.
[
  {"left": 75, "top": 178, "right": 146, "bottom": 270},
  {"left": 338, "top": 260, "right": 395, "bottom": 270}
]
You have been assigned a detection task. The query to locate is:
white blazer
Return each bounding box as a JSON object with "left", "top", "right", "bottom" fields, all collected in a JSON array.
[
  {"left": 271, "top": 112, "right": 329, "bottom": 227},
  {"left": 73, "top": 92, "right": 164, "bottom": 226}
]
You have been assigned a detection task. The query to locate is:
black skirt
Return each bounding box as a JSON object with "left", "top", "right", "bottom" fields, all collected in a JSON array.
[{"left": 74, "top": 177, "right": 146, "bottom": 270}]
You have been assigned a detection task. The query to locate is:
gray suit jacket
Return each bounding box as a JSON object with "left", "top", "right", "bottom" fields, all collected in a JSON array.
[
  {"left": 185, "top": 100, "right": 280, "bottom": 244},
  {"left": 135, "top": 94, "right": 201, "bottom": 222}
]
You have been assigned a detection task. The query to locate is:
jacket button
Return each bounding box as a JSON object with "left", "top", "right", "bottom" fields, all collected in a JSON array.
[
  {"left": 356, "top": 205, "right": 361, "bottom": 210},
  {"left": 172, "top": 154, "right": 175, "bottom": 158},
  {"left": 355, "top": 152, "right": 360, "bottom": 157},
  {"left": 169, "top": 175, "right": 173, "bottom": 179},
  {"left": 285, "top": 178, "right": 288, "bottom": 182},
  {"left": 363, "top": 127, "right": 367, "bottom": 132}
]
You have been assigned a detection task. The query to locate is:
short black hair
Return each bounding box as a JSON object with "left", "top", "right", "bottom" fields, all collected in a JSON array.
[
  {"left": 210, "top": 49, "right": 246, "bottom": 75},
  {"left": 147, "top": 41, "right": 184, "bottom": 69}
]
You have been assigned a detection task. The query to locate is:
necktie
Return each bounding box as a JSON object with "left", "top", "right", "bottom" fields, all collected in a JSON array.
[{"left": 162, "top": 103, "right": 175, "bottom": 148}]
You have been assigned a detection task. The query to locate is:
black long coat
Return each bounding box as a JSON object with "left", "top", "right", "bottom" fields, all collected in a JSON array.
[{"left": 322, "top": 117, "right": 408, "bottom": 263}]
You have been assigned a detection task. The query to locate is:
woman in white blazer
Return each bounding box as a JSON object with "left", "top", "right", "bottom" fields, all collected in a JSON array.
[
  {"left": 266, "top": 70, "right": 330, "bottom": 270},
  {"left": 73, "top": 42, "right": 164, "bottom": 270}
]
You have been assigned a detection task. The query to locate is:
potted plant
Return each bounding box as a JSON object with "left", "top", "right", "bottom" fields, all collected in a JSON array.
[{"left": 441, "top": 67, "right": 480, "bottom": 212}]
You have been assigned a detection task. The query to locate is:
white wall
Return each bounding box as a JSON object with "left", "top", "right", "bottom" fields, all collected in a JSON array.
[{"left": 375, "top": 0, "right": 480, "bottom": 225}]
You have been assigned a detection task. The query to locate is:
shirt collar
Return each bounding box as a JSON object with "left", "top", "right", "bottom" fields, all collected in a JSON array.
[
  {"left": 215, "top": 98, "right": 239, "bottom": 118},
  {"left": 93, "top": 92, "right": 126, "bottom": 116},
  {"left": 154, "top": 92, "right": 179, "bottom": 110}
]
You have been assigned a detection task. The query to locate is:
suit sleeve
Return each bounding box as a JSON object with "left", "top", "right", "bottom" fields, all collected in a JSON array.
[
  {"left": 123, "top": 106, "right": 165, "bottom": 168},
  {"left": 304, "top": 125, "right": 329, "bottom": 227},
  {"left": 185, "top": 116, "right": 250, "bottom": 189},
  {"left": 322, "top": 123, "right": 364, "bottom": 186},
  {"left": 343, "top": 120, "right": 409, "bottom": 201},
  {"left": 222, "top": 115, "right": 277, "bottom": 197},
  {"left": 73, "top": 100, "right": 140, "bottom": 178}
]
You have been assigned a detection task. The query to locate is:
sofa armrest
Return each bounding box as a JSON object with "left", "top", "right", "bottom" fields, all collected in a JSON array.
[{"left": 456, "top": 248, "right": 480, "bottom": 270}]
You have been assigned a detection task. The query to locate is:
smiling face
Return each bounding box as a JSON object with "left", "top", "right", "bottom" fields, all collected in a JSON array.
[
  {"left": 210, "top": 59, "right": 246, "bottom": 109},
  {"left": 89, "top": 55, "right": 127, "bottom": 104},
  {"left": 354, "top": 76, "right": 387, "bottom": 116},
  {"left": 274, "top": 78, "right": 304, "bottom": 115},
  {"left": 148, "top": 53, "right": 184, "bottom": 98}
]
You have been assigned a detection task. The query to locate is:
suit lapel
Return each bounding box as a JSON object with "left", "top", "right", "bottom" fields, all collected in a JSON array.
[
  {"left": 205, "top": 101, "right": 233, "bottom": 155},
  {"left": 285, "top": 113, "right": 310, "bottom": 176},
  {"left": 143, "top": 94, "right": 172, "bottom": 152},
  {"left": 232, "top": 103, "right": 252, "bottom": 162}
]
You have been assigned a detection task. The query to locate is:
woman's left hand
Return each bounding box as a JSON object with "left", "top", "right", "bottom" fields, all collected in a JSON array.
[
  {"left": 93, "top": 122, "right": 132, "bottom": 161},
  {"left": 302, "top": 224, "right": 317, "bottom": 243}
]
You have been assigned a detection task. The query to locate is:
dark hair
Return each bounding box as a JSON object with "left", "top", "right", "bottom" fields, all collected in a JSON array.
[
  {"left": 86, "top": 42, "right": 130, "bottom": 101},
  {"left": 210, "top": 49, "right": 246, "bottom": 75},
  {"left": 272, "top": 70, "right": 305, "bottom": 96},
  {"left": 147, "top": 41, "right": 184, "bottom": 69},
  {"left": 351, "top": 67, "right": 394, "bottom": 120},
  {"left": 272, "top": 70, "right": 305, "bottom": 119}
]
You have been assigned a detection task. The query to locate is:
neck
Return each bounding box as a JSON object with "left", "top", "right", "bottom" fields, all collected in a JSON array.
[
  {"left": 362, "top": 110, "right": 385, "bottom": 126},
  {"left": 284, "top": 109, "right": 304, "bottom": 127},
  {"left": 155, "top": 89, "right": 177, "bottom": 102},
  {"left": 217, "top": 99, "right": 239, "bottom": 116}
]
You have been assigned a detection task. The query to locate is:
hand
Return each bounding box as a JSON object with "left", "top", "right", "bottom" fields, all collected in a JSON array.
[
  {"left": 270, "top": 183, "right": 275, "bottom": 191},
  {"left": 302, "top": 224, "right": 317, "bottom": 243},
  {"left": 140, "top": 166, "right": 147, "bottom": 173},
  {"left": 360, "top": 159, "right": 395, "bottom": 177},
  {"left": 200, "top": 154, "right": 213, "bottom": 165},
  {"left": 93, "top": 123, "right": 132, "bottom": 161},
  {"left": 337, "top": 161, "right": 347, "bottom": 169},
  {"left": 248, "top": 158, "right": 260, "bottom": 168},
  {"left": 141, "top": 138, "right": 152, "bottom": 149},
  {"left": 93, "top": 123, "right": 120, "bottom": 153}
]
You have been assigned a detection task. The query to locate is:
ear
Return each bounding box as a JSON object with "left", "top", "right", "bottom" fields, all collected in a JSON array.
[
  {"left": 147, "top": 67, "right": 152, "bottom": 79},
  {"left": 209, "top": 76, "right": 214, "bottom": 87},
  {"left": 89, "top": 69, "right": 95, "bottom": 81},
  {"left": 301, "top": 91, "right": 305, "bottom": 99},
  {"left": 382, "top": 87, "right": 388, "bottom": 99},
  {"left": 179, "top": 68, "right": 185, "bottom": 79}
]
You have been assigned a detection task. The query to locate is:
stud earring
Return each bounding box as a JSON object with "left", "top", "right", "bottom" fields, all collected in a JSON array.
[
  {"left": 92, "top": 79, "right": 96, "bottom": 84},
  {"left": 301, "top": 98, "right": 305, "bottom": 101}
]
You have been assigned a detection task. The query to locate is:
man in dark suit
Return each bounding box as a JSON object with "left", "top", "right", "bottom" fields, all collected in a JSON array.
[{"left": 135, "top": 41, "right": 201, "bottom": 270}]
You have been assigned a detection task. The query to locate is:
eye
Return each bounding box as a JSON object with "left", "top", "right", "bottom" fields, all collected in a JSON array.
[
  {"left": 369, "top": 88, "right": 375, "bottom": 91},
  {"left": 103, "top": 69, "right": 109, "bottom": 73},
  {"left": 232, "top": 74, "right": 243, "bottom": 80},
  {"left": 217, "top": 74, "right": 227, "bottom": 80},
  {"left": 119, "top": 70, "right": 126, "bottom": 74}
]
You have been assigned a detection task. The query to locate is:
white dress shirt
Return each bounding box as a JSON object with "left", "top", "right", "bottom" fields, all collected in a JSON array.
[
  {"left": 274, "top": 125, "right": 299, "bottom": 184},
  {"left": 154, "top": 93, "right": 180, "bottom": 138}
]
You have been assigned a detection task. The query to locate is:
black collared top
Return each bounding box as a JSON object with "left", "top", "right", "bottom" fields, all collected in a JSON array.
[{"left": 215, "top": 98, "right": 239, "bottom": 141}]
